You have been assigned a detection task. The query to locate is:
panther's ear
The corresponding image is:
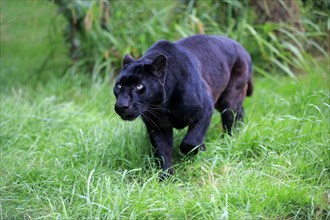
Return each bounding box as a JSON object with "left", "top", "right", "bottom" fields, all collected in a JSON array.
[
  {"left": 123, "top": 54, "right": 135, "bottom": 67},
  {"left": 150, "top": 54, "right": 167, "bottom": 78}
]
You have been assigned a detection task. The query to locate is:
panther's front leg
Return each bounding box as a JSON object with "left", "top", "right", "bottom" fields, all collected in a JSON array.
[
  {"left": 147, "top": 126, "right": 174, "bottom": 180},
  {"left": 179, "top": 101, "right": 213, "bottom": 155}
]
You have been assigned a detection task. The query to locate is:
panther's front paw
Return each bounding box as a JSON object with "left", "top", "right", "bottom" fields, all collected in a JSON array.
[
  {"left": 180, "top": 142, "right": 206, "bottom": 155},
  {"left": 159, "top": 167, "right": 174, "bottom": 181}
]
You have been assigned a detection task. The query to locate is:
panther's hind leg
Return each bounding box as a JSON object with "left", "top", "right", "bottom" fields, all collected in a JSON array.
[
  {"left": 215, "top": 89, "right": 245, "bottom": 134},
  {"left": 215, "top": 59, "right": 250, "bottom": 134}
]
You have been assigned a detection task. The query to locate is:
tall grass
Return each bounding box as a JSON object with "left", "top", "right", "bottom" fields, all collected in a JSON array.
[
  {"left": 1, "top": 0, "right": 329, "bottom": 219},
  {"left": 1, "top": 60, "right": 329, "bottom": 219},
  {"left": 52, "top": 0, "right": 328, "bottom": 78}
]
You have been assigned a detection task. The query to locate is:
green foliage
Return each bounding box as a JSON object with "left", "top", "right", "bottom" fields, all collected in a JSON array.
[
  {"left": 1, "top": 1, "right": 329, "bottom": 219},
  {"left": 1, "top": 56, "right": 329, "bottom": 219},
  {"left": 51, "top": 0, "right": 328, "bottom": 77}
]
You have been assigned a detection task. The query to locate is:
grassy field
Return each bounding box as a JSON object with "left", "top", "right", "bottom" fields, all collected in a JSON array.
[{"left": 1, "top": 1, "right": 329, "bottom": 219}]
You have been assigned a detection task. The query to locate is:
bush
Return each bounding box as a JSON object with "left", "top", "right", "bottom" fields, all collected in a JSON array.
[{"left": 52, "top": 0, "right": 328, "bottom": 78}]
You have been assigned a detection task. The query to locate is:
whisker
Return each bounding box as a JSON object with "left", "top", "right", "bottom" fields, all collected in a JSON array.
[
  {"left": 140, "top": 113, "right": 161, "bottom": 131},
  {"left": 132, "top": 102, "right": 167, "bottom": 132},
  {"left": 147, "top": 105, "right": 171, "bottom": 113},
  {"left": 146, "top": 109, "right": 164, "bottom": 118}
]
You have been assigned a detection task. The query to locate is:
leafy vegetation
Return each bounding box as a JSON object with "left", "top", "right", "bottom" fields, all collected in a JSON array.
[
  {"left": 1, "top": 0, "right": 329, "bottom": 219},
  {"left": 47, "top": 0, "right": 328, "bottom": 78}
]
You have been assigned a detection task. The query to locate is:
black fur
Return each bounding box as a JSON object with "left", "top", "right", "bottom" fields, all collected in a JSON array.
[{"left": 113, "top": 34, "right": 253, "bottom": 179}]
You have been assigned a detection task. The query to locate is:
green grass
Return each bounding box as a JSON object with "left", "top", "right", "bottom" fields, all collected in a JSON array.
[{"left": 1, "top": 1, "right": 329, "bottom": 219}]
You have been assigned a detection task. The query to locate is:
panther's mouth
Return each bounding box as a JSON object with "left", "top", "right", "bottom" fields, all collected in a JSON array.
[{"left": 119, "top": 112, "right": 139, "bottom": 121}]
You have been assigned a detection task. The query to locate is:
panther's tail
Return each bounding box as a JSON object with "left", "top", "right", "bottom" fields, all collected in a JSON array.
[{"left": 246, "top": 61, "right": 253, "bottom": 97}]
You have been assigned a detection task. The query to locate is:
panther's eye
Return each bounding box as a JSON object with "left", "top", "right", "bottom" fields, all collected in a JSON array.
[
  {"left": 136, "top": 84, "right": 144, "bottom": 90},
  {"left": 117, "top": 84, "right": 122, "bottom": 89}
]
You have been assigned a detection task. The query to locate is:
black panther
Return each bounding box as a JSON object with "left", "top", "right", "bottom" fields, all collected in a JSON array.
[{"left": 113, "top": 34, "right": 253, "bottom": 179}]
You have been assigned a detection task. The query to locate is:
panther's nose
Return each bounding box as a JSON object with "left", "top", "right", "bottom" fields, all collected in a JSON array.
[{"left": 115, "top": 99, "right": 130, "bottom": 110}]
